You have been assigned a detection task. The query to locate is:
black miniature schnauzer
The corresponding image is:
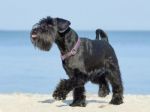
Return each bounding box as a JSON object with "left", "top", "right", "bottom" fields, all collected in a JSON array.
[{"left": 30, "top": 17, "right": 123, "bottom": 107}]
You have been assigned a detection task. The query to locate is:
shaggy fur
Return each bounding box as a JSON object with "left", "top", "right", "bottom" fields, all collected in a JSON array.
[{"left": 30, "top": 17, "right": 123, "bottom": 107}]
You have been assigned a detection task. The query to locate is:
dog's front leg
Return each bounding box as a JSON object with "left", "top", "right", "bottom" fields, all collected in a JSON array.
[
  {"left": 53, "top": 78, "right": 85, "bottom": 100},
  {"left": 70, "top": 86, "right": 86, "bottom": 107}
]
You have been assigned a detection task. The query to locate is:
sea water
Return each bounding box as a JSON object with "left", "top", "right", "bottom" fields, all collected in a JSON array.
[{"left": 0, "top": 30, "right": 150, "bottom": 94}]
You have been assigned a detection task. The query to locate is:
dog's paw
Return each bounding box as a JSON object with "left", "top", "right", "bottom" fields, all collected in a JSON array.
[
  {"left": 98, "top": 89, "right": 109, "bottom": 97},
  {"left": 52, "top": 90, "right": 67, "bottom": 100},
  {"left": 70, "top": 100, "right": 86, "bottom": 107},
  {"left": 109, "top": 97, "right": 123, "bottom": 105}
]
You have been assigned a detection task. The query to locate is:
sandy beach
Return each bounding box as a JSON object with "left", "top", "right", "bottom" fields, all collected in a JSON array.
[{"left": 0, "top": 93, "right": 150, "bottom": 112}]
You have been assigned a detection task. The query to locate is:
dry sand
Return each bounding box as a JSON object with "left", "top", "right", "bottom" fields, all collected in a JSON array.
[{"left": 0, "top": 93, "right": 150, "bottom": 112}]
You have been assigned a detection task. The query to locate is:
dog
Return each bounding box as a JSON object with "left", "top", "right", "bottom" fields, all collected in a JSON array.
[{"left": 30, "top": 17, "right": 123, "bottom": 107}]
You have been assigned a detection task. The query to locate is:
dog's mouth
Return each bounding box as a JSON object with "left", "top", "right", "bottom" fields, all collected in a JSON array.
[
  {"left": 31, "top": 34, "right": 38, "bottom": 41},
  {"left": 31, "top": 34, "right": 37, "bottom": 38},
  {"left": 30, "top": 33, "right": 53, "bottom": 51}
]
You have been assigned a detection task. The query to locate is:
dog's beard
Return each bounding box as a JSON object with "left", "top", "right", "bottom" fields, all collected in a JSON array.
[{"left": 32, "top": 36, "right": 54, "bottom": 51}]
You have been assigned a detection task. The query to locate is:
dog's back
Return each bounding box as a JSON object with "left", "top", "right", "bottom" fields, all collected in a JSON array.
[{"left": 96, "top": 29, "right": 109, "bottom": 42}]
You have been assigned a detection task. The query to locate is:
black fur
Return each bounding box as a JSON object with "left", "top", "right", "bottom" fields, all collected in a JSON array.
[
  {"left": 30, "top": 16, "right": 124, "bottom": 107},
  {"left": 95, "top": 29, "right": 110, "bottom": 97},
  {"left": 96, "top": 29, "right": 109, "bottom": 42}
]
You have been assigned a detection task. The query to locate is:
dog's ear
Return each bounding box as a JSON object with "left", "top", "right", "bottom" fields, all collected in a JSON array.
[{"left": 55, "top": 18, "right": 71, "bottom": 33}]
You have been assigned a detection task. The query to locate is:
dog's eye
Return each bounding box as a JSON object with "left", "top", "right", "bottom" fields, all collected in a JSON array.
[
  {"left": 40, "top": 27, "right": 48, "bottom": 33},
  {"left": 41, "top": 24, "right": 48, "bottom": 29}
]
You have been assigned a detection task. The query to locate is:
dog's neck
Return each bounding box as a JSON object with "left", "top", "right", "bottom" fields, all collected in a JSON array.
[{"left": 55, "top": 28, "right": 79, "bottom": 55}]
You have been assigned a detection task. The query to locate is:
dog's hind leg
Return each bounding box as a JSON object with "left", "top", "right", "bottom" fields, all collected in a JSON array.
[
  {"left": 98, "top": 74, "right": 110, "bottom": 97},
  {"left": 70, "top": 86, "right": 86, "bottom": 107},
  {"left": 90, "top": 72, "right": 110, "bottom": 97},
  {"left": 106, "top": 63, "right": 123, "bottom": 105}
]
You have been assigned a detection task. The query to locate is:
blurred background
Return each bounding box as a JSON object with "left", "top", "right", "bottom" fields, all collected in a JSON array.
[{"left": 0, "top": 0, "right": 150, "bottom": 94}]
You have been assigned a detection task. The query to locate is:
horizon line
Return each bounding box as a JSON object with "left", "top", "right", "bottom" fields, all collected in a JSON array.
[{"left": 0, "top": 29, "right": 150, "bottom": 32}]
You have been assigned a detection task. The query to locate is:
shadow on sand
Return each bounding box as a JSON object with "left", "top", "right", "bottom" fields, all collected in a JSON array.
[
  {"left": 39, "top": 99, "right": 55, "bottom": 103},
  {"left": 39, "top": 98, "right": 108, "bottom": 107}
]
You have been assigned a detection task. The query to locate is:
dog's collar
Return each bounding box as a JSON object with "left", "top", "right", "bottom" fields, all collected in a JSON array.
[{"left": 61, "top": 37, "right": 81, "bottom": 60}]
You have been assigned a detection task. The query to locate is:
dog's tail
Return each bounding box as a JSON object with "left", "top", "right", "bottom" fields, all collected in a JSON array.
[{"left": 95, "top": 29, "right": 109, "bottom": 42}]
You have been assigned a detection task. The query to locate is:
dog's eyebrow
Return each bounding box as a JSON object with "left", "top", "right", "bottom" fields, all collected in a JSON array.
[{"left": 32, "top": 23, "right": 40, "bottom": 29}]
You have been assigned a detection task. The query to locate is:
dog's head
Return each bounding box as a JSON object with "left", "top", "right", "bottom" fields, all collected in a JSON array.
[{"left": 30, "top": 17, "right": 70, "bottom": 51}]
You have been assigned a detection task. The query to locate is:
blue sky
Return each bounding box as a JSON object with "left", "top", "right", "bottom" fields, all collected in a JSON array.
[{"left": 0, "top": 0, "right": 150, "bottom": 30}]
